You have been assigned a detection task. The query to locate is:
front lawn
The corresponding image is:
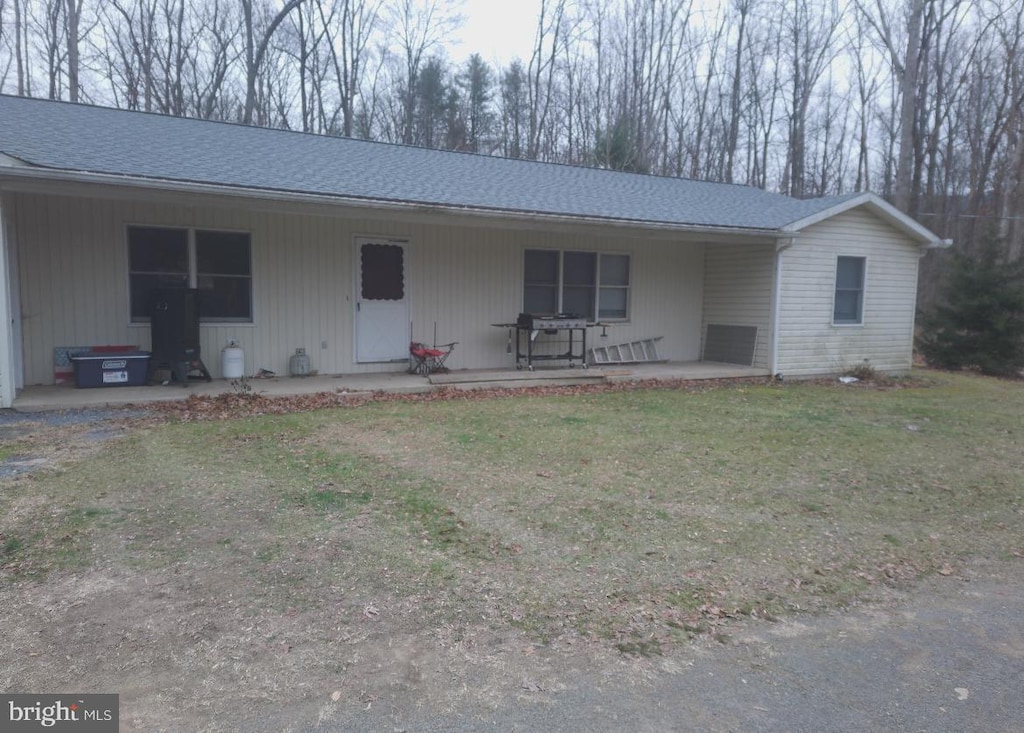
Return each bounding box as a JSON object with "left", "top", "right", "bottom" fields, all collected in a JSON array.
[{"left": 1, "top": 371, "right": 1021, "bottom": 726}]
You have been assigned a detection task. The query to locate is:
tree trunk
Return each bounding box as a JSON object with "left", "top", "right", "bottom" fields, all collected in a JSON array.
[
  {"left": 242, "top": 0, "right": 305, "bottom": 125},
  {"left": 894, "top": 0, "right": 924, "bottom": 212}
]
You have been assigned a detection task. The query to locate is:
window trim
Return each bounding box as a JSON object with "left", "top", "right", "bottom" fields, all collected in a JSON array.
[
  {"left": 523, "top": 248, "right": 631, "bottom": 322},
  {"left": 832, "top": 255, "right": 867, "bottom": 326},
  {"left": 126, "top": 224, "right": 254, "bottom": 324}
]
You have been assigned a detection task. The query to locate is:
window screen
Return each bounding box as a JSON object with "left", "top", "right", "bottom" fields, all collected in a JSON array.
[{"left": 360, "top": 243, "right": 405, "bottom": 301}]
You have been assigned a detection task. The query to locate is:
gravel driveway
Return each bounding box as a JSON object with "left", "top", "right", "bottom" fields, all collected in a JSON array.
[
  {"left": 0, "top": 407, "right": 151, "bottom": 478},
  {"left": 244, "top": 560, "right": 1023, "bottom": 733}
]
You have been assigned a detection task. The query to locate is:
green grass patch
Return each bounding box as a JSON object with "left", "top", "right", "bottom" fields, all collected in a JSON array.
[
  {"left": 292, "top": 487, "right": 372, "bottom": 512},
  {"left": 2, "top": 534, "right": 25, "bottom": 559},
  {"left": 1, "top": 370, "right": 1021, "bottom": 653}
]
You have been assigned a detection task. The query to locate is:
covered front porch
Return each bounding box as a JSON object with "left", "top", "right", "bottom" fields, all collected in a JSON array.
[
  {"left": 10, "top": 361, "right": 770, "bottom": 412},
  {"left": 0, "top": 180, "right": 783, "bottom": 409}
]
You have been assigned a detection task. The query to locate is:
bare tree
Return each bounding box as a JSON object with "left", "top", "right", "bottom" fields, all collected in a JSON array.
[
  {"left": 319, "top": 0, "right": 383, "bottom": 137},
  {"left": 63, "top": 0, "right": 83, "bottom": 101},
  {"left": 724, "top": 0, "right": 753, "bottom": 183},
  {"left": 0, "top": 0, "right": 9, "bottom": 91},
  {"left": 240, "top": 0, "right": 304, "bottom": 125},
  {"left": 849, "top": 10, "right": 882, "bottom": 191},
  {"left": 855, "top": 0, "right": 929, "bottom": 212},
  {"left": 685, "top": 8, "right": 726, "bottom": 179},
  {"left": 98, "top": 0, "right": 158, "bottom": 110},
  {"left": 526, "top": 0, "right": 568, "bottom": 160},
  {"left": 992, "top": 0, "right": 1024, "bottom": 255},
  {"left": 778, "top": 0, "right": 841, "bottom": 198},
  {"left": 280, "top": 0, "right": 325, "bottom": 132},
  {"left": 14, "top": 0, "right": 30, "bottom": 94},
  {"left": 189, "top": 0, "right": 239, "bottom": 120},
  {"left": 385, "top": 0, "right": 460, "bottom": 144}
]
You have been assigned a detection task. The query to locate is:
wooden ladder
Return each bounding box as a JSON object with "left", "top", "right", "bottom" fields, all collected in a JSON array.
[{"left": 588, "top": 337, "right": 665, "bottom": 365}]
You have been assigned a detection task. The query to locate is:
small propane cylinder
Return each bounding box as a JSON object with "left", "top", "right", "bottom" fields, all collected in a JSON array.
[
  {"left": 289, "top": 347, "right": 311, "bottom": 377},
  {"left": 221, "top": 340, "right": 245, "bottom": 379}
]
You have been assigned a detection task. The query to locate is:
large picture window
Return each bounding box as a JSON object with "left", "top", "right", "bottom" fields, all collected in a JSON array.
[
  {"left": 129, "top": 226, "right": 252, "bottom": 322},
  {"left": 833, "top": 256, "right": 866, "bottom": 325},
  {"left": 523, "top": 249, "right": 630, "bottom": 320}
]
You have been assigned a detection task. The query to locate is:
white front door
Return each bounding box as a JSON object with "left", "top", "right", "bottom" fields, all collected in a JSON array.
[{"left": 355, "top": 238, "right": 410, "bottom": 363}]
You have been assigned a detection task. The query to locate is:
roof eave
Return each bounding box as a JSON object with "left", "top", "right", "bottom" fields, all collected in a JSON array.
[
  {"left": 0, "top": 164, "right": 780, "bottom": 239},
  {"left": 780, "top": 192, "right": 950, "bottom": 247},
  {"left": 0, "top": 152, "right": 30, "bottom": 167}
]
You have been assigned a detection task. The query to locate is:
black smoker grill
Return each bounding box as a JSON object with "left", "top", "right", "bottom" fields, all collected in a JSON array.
[
  {"left": 150, "top": 288, "right": 212, "bottom": 385},
  {"left": 492, "top": 313, "right": 590, "bottom": 370}
]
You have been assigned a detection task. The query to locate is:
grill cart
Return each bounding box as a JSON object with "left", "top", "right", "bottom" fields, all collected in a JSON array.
[{"left": 493, "top": 313, "right": 590, "bottom": 371}]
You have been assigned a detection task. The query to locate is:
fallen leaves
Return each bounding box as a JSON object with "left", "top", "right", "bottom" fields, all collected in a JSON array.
[
  {"left": 698, "top": 604, "right": 737, "bottom": 620},
  {"left": 149, "top": 377, "right": 766, "bottom": 422}
]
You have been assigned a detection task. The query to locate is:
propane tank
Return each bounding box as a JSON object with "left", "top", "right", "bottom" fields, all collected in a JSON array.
[
  {"left": 221, "top": 340, "right": 245, "bottom": 379},
  {"left": 289, "top": 347, "right": 311, "bottom": 377}
]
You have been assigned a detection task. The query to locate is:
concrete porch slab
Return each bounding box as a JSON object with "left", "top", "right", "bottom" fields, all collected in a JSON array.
[{"left": 9, "top": 362, "right": 770, "bottom": 412}]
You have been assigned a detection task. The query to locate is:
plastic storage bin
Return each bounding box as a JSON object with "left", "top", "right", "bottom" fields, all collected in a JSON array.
[{"left": 70, "top": 350, "right": 151, "bottom": 388}]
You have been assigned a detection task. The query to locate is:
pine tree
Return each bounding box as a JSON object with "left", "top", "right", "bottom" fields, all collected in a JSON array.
[{"left": 918, "top": 236, "right": 1024, "bottom": 377}]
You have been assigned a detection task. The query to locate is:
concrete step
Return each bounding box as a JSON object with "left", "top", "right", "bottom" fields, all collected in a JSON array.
[
  {"left": 428, "top": 368, "right": 615, "bottom": 386},
  {"left": 428, "top": 366, "right": 626, "bottom": 389}
]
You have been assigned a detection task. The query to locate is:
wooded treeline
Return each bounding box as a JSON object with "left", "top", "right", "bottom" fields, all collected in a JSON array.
[{"left": 2, "top": 0, "right": 1023, "bottom": 300}]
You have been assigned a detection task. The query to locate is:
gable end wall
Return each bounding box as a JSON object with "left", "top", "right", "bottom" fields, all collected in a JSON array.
[{"left": 776, "top": 208, "right": 921, "bottom": 377}]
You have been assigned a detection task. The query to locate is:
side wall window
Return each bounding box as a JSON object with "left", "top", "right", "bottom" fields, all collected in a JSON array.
[
  {"left": 129, "top": 226, "right": 253, "bottom": 322},
  {"left": 523, "top": 249, "right": 631, "bottom": 321},
  {"left": 833, "top": 256, "right": 866, "bottom": 325}
]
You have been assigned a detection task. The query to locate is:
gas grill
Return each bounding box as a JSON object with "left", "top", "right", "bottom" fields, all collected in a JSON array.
[
  {"left": 493, "top": 313, "right": 591, "bottom": 370},
  {"left": 516, "top": 312, "right": 589, "bottom": 330}
]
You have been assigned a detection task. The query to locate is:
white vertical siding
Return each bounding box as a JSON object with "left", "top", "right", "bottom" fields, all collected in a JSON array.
[
  {"left": 12, "top": 191, "right": 708, "bottom": 385},
  {"left": 0, "top": 193, "right": 17, "bottom": 406},
  {"left": 700, "top": 243, "right": 775, "bottom": 369},
  {"left": 776, "top": 208, "right": 921, "bottom": 376}
]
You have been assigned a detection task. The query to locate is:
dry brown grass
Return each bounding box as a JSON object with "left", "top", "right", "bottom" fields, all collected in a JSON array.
[{"left": 1, "top": 370, "right": 1022, "bottom": 728}]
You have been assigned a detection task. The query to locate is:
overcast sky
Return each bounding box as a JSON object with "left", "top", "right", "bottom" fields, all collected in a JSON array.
[{"left": 449, "top": 0, "right": 544, "bottom": 65}]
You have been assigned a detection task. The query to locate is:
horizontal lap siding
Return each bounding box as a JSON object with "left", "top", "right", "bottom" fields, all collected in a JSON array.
[
  {"left": 12, "top": 191, "right": 706, "bottom": 384},
  {"left": 701, "top": 243, "right": 775, "bottom": 369},
  {"left": 777, "top": 209, "right": 920, "bottom": 377}
]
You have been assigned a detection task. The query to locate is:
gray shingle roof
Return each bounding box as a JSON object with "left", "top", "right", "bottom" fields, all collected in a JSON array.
[{"left": 0, "top": 94, "right": 856, "bottom": 231}]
